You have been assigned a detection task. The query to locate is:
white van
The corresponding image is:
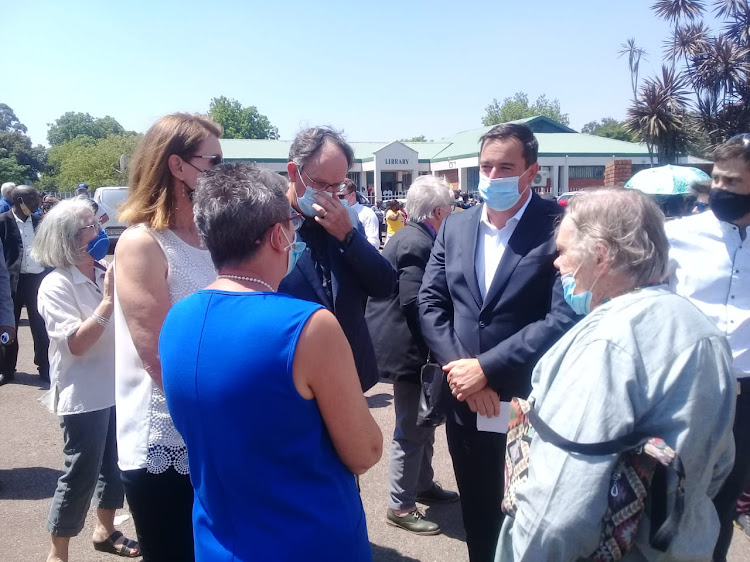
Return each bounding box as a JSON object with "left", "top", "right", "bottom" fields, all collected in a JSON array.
[{"left": 93, "top": 187, "right": 129, "bottom": 252}]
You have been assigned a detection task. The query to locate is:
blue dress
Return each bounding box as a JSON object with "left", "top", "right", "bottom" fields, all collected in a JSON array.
[{"left": 160, "top": 290, "right": 371, "bottom": 562}]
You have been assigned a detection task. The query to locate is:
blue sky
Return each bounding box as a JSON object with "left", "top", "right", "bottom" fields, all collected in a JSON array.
[{"left": 3, "top": 0, "right": 720, "bottom": 146}]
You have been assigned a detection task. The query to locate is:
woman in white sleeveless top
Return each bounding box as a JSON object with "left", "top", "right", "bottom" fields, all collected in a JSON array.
[{"left": 114, "top": 113, "right": 221, "bottom": 562}]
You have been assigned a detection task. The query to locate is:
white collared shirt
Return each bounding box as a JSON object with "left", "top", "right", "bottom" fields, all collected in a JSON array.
[
  {"left": 475, "top": 194, "right": 532, "bottom": 299},
  {"left": 37, "top": 263, "right": 114, "bottom": 414},
  {"left": 13, "top": 210, "right": 44, "bottom": 274},
  {"left": 667, "top": 211, "right": 750, "bottom": 378},
  {"left": 351, "top": 202, "right": 381, "bottom": 249}
]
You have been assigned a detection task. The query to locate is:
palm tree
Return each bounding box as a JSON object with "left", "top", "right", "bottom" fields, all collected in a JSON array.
[
  {"left": 652, "top": 0, "right": 706, "bottom": 22},
  {"left": 618, "top": 39, "right": 648, "bottom": 105},
  {"left": 627, "top": 66, "right": 690, "bottom": 164}
]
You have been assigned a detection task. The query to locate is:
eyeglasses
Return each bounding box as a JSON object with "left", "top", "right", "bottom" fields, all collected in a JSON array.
[
  {"left": 80, "top": 221, "right": 102, "bottom": 234},
  {"left": 287, "top": 209, "right": 303, "bottom": 230},
  {"left": 301, "top": 169, "right": 345, "bottom": 193},
  {"left": 190, "top": 154, "right": 223, "bottom": 167},
  {"left": 729, "top": 133, "right": 750, "bottom": 147}
]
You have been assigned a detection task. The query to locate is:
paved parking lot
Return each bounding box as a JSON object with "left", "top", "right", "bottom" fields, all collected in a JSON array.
[{"left": 1, "top": 312, "right": 749, "bottom": 561}]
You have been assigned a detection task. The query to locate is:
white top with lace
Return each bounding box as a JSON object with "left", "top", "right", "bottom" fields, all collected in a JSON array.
[{"left": 114, "top": 225, "right": 216, "bottom": 474}]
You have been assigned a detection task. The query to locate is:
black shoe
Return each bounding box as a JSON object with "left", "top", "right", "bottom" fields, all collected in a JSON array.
[
  {"left": 386, "top": 508, "right": 441, "bottom": 535},
  {"left": 0, "top": 372, "right": 14, "bottom": 385},
  {"left": 735, "top": 514, "right": 750, "bottom": 538},
  {"left": 39, "top": 368, "right": 50, "bottom": 383},
  {"left": 416, "top": 482, "right": 459, "bottom": 504}
]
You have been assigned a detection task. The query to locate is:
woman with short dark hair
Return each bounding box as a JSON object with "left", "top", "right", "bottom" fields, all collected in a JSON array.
[{"left": 160, "top": 161, "right": 382, "bottom": 561}]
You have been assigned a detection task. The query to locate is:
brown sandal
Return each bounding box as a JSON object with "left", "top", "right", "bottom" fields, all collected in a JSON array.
[{"left": 93, "top": 530, "right": 140, "bottom": 558}]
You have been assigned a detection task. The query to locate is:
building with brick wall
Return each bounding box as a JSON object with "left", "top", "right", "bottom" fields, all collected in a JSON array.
[{"left": 220, "top": 116, "right": 653, "bottom": 200}]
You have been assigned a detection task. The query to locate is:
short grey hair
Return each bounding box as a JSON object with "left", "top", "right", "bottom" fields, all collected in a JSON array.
[
  {"left": 564, "top": 188, "right": 668, "bottom": 286},
  {"left": 31, "top": 198, "right": 96, "bottom": 267},
  {"left": 289, "top": 127, "right": 355, "bottom": 170},
  {"left": 1, "top": 182, "right": 16, "bottom": 198},
  {"left": 194, "top": 162, "right": 291, "bottom": 270},
  {"left": 405, "top": 175, "right": 454, "bottom": 223}
]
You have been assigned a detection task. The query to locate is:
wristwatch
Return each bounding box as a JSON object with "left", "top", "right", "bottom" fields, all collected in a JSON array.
[{"left": 340, "top": 228, "right": 356, "bottom": 250}]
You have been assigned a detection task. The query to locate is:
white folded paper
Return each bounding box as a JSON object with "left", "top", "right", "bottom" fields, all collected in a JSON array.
[{"left": 476, "top": 401, "right": 511, "bottom": 434}]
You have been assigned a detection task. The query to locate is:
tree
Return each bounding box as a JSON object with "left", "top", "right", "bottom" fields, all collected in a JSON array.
[
  {"left": 0, "top": 104, "right": 28, "bottom": 134},
  {"left": 399, "top": 135, "right": 431, "bottom": 142},
  {"left": 482, "top": 92, "right": 570, "bottom": 126},
  {"left": 624, "top": 0, "right": 750, "bottom": 159},
  {"left": 0, "top": 104, "right": 46, "bottom": 184},
  {"left": 208, "top": 96, "right": 279, "bottom": 139},
  {"left": 581, "top": 118, "right": 639, "bottom": 142},
  {"left": 47, "top": 112, "right": 130, "bottom": 146},
  {"left": 41, "top": 133, "right": 141, "bottom": 191}
]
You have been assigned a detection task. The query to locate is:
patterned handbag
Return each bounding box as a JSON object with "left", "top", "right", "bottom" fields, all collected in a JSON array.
[{"left": 501, "top": 397, "right": 685, "bottom": 560}]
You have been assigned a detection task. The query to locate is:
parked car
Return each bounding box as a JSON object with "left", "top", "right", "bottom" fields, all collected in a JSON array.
[
  {"left": 93, "top": 186, "right": 129, "bottom": 253},
  {"left": 556, "top": 192, "right": 580, "bottom": 207}
]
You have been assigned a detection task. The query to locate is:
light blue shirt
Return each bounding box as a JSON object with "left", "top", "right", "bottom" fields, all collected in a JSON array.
[{"left": 497, "top": 286, "right": 736, "bottom": 561}]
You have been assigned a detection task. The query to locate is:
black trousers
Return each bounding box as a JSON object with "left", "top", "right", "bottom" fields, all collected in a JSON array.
[
  {"left": 713, "top": 382, "right": 750, "bottom": 561},
  {"left": 446, "top": 417, "right": 506, "bottom": 562},
  {"left": 2, "top": 272, "right": 49, "bottom": 377},
  {"left": 121, "top": 467, "right": 195, "bottom": 562}
]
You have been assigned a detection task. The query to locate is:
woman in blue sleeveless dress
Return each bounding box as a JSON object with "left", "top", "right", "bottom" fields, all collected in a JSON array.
[{"left": 159, "top": 162, "right": 383, "bottom": 561}]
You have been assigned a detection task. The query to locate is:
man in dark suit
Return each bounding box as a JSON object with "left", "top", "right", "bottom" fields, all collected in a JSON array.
[
  {"left": 366, "top": 175, "right": 458, "bottom": 536},
  {"left": 418, "top": 124, "right": 578, "bottom": 562},
  {"left": 279, "top": 127, "right": 396, "bottom": 392},
  {"left": 0, "top": 185, "right": 50, "bottom": 382}
]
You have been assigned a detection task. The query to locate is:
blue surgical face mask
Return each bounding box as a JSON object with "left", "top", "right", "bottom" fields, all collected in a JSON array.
[
  {"left": 281, "top": 228, "right": 306, "bottom": 276},
  {"left": 477, "top": 168, "right": 530, "bottom": 211},
  {"left": 296, "top": 169, "right": 334, "bottom": 218},
  {"left": 87, "top": 229, "right": 110, "bottom": 261},
  {"left": 561, "top": 264, "right": 600, "bottom": 316}
]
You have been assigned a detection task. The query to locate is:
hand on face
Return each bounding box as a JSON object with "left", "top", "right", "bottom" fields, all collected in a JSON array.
[{"left": 312, "top": 192, "right": 353, "bottom": 242}]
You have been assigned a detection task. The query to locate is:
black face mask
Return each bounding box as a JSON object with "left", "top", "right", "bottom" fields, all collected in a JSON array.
[{"left": 710, "top": 188, "right": 750, "bottom": 223}]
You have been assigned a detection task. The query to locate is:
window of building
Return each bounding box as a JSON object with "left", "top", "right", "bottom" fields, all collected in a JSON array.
[{"left": 569, "top": 166, "right": 605, "bottom": 179}]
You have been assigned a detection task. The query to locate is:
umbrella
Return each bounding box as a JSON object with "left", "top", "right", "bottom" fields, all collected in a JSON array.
[{"left": 623, "top": 165, "right": 711, "bottom": 195}]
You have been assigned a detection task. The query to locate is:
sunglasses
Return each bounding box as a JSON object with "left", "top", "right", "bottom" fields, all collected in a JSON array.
[{"left": 190, "top": 154, "right": 224, "bottom": 167}]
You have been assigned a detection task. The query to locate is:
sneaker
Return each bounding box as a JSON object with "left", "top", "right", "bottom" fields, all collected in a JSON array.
[
  {"left": 735, "top": 513, "right": 750, "bottom": 538},
  {"left": 416, "top": 482, "right": 459, "bottom": 504},
  {"left": 386, "top": 508, "right": 441, "bottom": 535}
]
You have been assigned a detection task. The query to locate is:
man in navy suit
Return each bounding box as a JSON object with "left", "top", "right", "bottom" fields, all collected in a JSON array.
[
  {"left": 418, "top": 123, "right": 578, "bottom": 562},
  {"left": 279, "top": 127, "right": 396, "bottom": 392}
]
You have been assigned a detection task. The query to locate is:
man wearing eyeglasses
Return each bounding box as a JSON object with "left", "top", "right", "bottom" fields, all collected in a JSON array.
[
  {"left": 666, "top": 133, "right": 750, "bottom": 561},
  {"left": 0, "top": 185, "right": 49, "bottom": 384},
  {"left": 279, "top": 127, "right": 396, "bottom": 392}
]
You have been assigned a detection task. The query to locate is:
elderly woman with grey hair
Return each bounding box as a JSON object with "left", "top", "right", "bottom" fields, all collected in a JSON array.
[
  {"left": 496, "top": 188, "right": 736, "bottom": 561},
  {"left": 366, "top": 175, "right": 458, "bottom": 536},
  {"left": 32, "top": 198, "right": 139, "bottom": 561},
  {"left": 159, "top": 162, "right": 382, "bottom": 561}
]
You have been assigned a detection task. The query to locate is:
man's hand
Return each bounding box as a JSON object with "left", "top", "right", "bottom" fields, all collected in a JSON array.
[
  {"left": 0, "top": 325, "right": 16, "bottom": 345},
  {"left": 465, "top": 386, "right": 500, "bottom": 417},
  {"left": 313, "top": 192, "right": 353, "bottom": 242},
  {"left": 444, "top": 358, "right": 487, "bottom": 401}
]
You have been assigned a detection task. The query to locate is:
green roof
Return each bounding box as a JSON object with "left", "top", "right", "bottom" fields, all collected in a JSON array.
[{"left": 220, "top": 117, "right": 649, "bottom": 164}]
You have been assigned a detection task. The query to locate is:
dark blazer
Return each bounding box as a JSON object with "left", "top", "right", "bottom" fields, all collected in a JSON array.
[
  {"left": 279, "top": 224, "right": 397, "bottom": 392},
  {"left": 418, "top": 193, "right": 579, "bottom": 427},
  {"left": 0, "top": 210, "right": 42, "bottom": 292},
  {"left": 365, "top": 221, "right": 436, "bottom": 383}
]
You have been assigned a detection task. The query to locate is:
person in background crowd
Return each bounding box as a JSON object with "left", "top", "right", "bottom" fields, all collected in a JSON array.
[
  {"left": 0, "top": 184, "right": 50, "bottom": 383},
  {"left": 340, "top": 178, "right": 381, "bottom": 248},
  {"left": 366, "top": 175, "right": 458, "bottom": 536},
  {"left": 42, "top": 193, "right": 61, "bottom": 215},
  {"left": 418, "top": 123, "right": 578, "bottom": 562},
  {"left": 384, "top": 199, "right": 406, "bottom": 244},
  {"left": 690, "top": 180, "right": 711, "bottom": 213},
  {"left": 160, "top": 162, "right": 381, "bottom": 561},
  {"left": 666, "top": 133, "right": 750, "bottom": 562},
  {"left": 0, "top": 182, "right": 15, "bottom": 214},
  {"left": 0, "top": 244, "right": 16, "bottom": 387},
  {"left": 33, "top": 198, "right": 139, "bottom": 562},
  {"left": 76, "top": 183, "right": 109, "bottom": 225},
  {"left": 497, "top": 188, "right": 736, "bottom": 561},
  {"left": 279, "top": 126, "right": 396, "bottom": 392},
  {"left": 114, "top": 113, "right": 222, "bottom": 562}
]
